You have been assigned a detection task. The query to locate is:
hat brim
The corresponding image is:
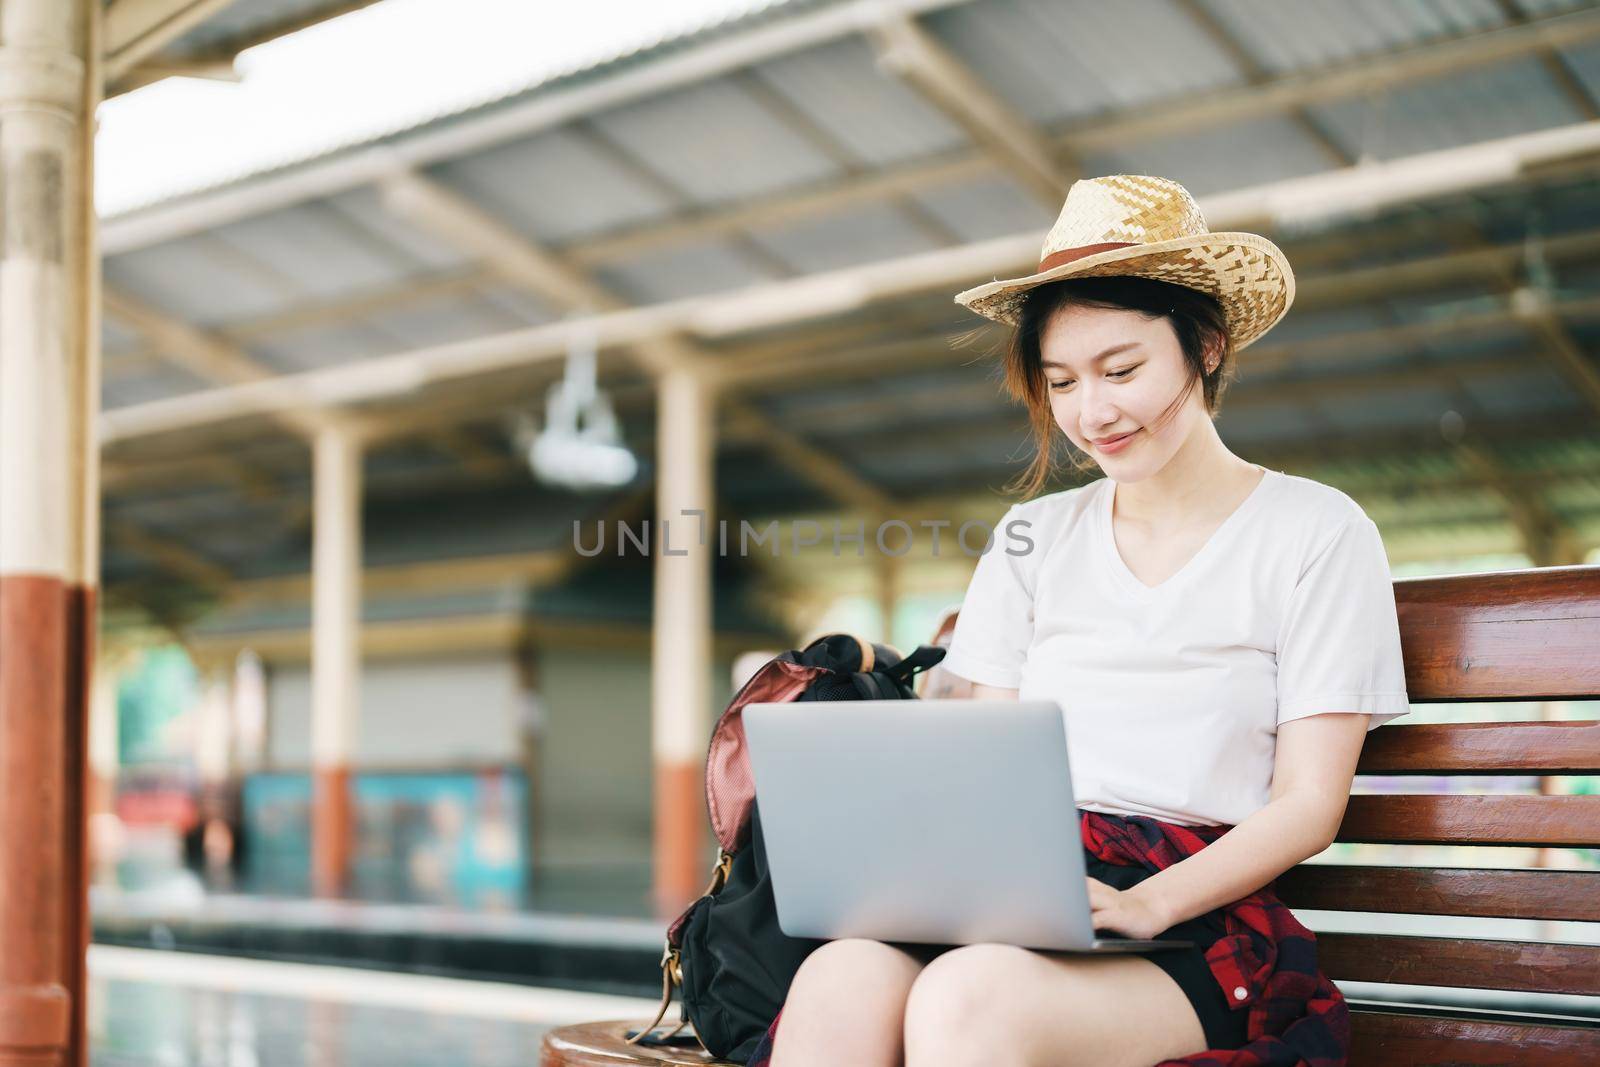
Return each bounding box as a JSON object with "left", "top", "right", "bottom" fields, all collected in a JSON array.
[{"left": 954, "top": 231, "right": 1295, "bottom": 352}]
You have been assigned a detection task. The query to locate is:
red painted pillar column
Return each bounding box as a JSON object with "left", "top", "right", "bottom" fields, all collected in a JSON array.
[
  {"left": 0, "top": 1, "right": 98, "bottom": 1064},
  {"left": 650, "top": 367, "right": 714, "bottom": 918}
]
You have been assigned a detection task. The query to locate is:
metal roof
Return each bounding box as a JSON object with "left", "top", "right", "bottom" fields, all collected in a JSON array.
[{"left": 93, "top": 0, "right": 1600, "bottom": 632}]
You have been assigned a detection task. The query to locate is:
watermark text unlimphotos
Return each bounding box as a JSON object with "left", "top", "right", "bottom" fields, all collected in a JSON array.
[{"left": 574, "top": 510, "right": 1035, "bottom": 558}]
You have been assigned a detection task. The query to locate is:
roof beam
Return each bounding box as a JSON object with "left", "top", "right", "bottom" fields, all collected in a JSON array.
[
  {"left": 97, "top": 129, "right": 1600, "bottom": 443},
  {"left": 1061, "top": 7, "right": 1600, "bottom": 153},
  {"left": 867, "top": 14, "right": 1072, "bottom": 206},
  {"left": 725, "top": 67, "right": 964, "bottom": 249},
  {"left": 104, "top": 267, "right": 494, "bottom": 379},
  {"left": 104, "top": 0, "right": 235, "bottom": 81},
  {"left": 112, "top": 56, "right": 239, "bottom": 94},
  {"left": 1170, "top": 0, "right": 1354, "bottom": 166},
  {"left": 714, "top": 350, "right": 1539, "bottom": 447},
  {"left": 105, "top": 514, "right": 233, "bottom": 589},
  {"left": 378, "top": 172, "right": 898, "bottom": 515},
  {"left": 108, "top": 0, "right": 387, "bottom": 96},
  {"left": 1492, "top": 0, "right": 1600, "bottom": 121},
  {"left": 102, "top": 286, "right": 347, "bottom": 440}
]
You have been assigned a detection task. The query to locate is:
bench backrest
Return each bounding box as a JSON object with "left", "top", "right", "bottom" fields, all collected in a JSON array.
[{"left": 1270, "top": 565, "right": 1600, "bottom": 1062}]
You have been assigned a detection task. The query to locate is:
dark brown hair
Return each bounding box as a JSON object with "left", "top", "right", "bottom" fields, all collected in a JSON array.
[{"left": 996, "top": 275, "right": 1235, "bottom": 500}]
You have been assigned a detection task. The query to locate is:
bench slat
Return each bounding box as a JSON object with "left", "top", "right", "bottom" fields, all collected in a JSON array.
[
  {"left": 1356, "top": 720, "right": 1600, "bottom": 774},
  {"left": 1275, "top": 865, "right": 1600, "bottom": 921},
  {"left": 1320, "top": 934, "right": 1600, "bottom": 995},
  {"left": 1395, "top": 566, "right": 1600, "bottom": 701},
  {"left": 1334, "top": 794, "right": 1600, "bottom": 847},
  {"left": 1350, "top": 1008, "right": 1600, "bottom": 1065}
]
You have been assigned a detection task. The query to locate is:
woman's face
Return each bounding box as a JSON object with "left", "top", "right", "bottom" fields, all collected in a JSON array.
[{"left": 1038, "top": 303, "right": 1206, "bottom": 480}]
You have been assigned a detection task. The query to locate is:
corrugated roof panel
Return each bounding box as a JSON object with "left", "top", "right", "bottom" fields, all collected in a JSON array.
[
  {"left": 1084, "top": 114, "right": 1337, "bottom": 197},
  {"left": 1199, "top": 0, "right": 1505, "bottom": 76},
  {"left": 357, "top": 294, "right": 533, "bottom": 349},
  {"left": 745, "top": 201, "right": 943, "bottom": 274},
  {"left": 586, "top": 77, "right": 845, "bottom": 208},
  {"left": 1215, "top": 403, "right": 1325, "bottom": 444},
  {"left": 1314, "top": 381, "right": 1461, "bottom": 433},
  {"left": 1262, "top": 304, "right": 1393, "bottom": 343},
  {"left": 1457, "top": 365, "right": 1587, "bottom": 419},
  {"left": 101, "top": 315, "right": 143, "bottom": 354},
  {"left": 105, "top": 238, "right": 295, "bottom": 326},
  {"left": 749, "top": 35, "right": 969, "bottom": 168},
  {"left": 323, "top": 187, "right": 478, "bottom": 270},
  {"left": 1510, "top": 0, "right": 1593, "bottom": 17},
  {"left": 209, "top": 201, "right": 418, "bottom": 298},
  {"left": 906, "top": 171, "right": 1054, "bottom": 243},
  {"left": 1307, "top": 57, "right": 1584, "bottom": 161},
  {"left": 101, "top": 0, "right": 805, "bottom": 217},
  {"left": 591, "top": 236, "right": 775, "bottom": 303},
  {"left": 164, "top": 0, "right": 334, "bottom": 53},
  {"left": 1556, "top": 36, "right": 1600, "bottom": 109},
  {"left": 102, "top": 365, "right": 210, "bottom": 409},
  {"left": 1411, "top": 321, "right": 1533, "bottom": 364},
  {"left": 923, "top": 0, "right": 1244, "bottom": 127},
  {"left": 428, "top": 127, "right": 680, "bottom": 246},
  {"left": 474, "top": 282, "right": 560, "bottom": 325},
  {"left": 245, "top": 322, "right": 388, "bottom": 372}
]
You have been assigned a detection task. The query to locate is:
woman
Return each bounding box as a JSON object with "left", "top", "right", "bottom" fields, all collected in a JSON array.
[{"left": 756, "top": 175, "right": 1409, "bottom": 1066}]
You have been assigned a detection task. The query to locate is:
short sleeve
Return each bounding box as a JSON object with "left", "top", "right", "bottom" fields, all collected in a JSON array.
[
  {"left": 940, "top": 507, "right": 1035, "bottom": 689},
  {"left": 1276, "top": 516, "right": 1410, "bottom": 731}
]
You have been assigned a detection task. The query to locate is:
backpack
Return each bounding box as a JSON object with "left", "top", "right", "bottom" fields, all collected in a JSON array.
[{"left": 626, "top": 633, "right": 947, "bottom": 1061}]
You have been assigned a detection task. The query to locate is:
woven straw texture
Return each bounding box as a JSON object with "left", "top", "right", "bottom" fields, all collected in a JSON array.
[{"left": 955, "top": 175, "right": 1294, "bottom": 351}]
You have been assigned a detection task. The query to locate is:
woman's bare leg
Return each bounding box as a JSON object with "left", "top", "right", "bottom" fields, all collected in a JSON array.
[
  {"left": 902, "top": 943, "right": 1209, "bottom": 1067},
  {"left": 769, "top": 938, "right": 929, "bottom": 1067}
]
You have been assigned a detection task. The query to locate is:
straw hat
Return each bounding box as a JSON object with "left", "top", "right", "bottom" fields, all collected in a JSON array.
[{"left": 954, "top": 174, "right": 1294, "bottom": 352}]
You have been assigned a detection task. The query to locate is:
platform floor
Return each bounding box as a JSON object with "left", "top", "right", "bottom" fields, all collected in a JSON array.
[{"left": 89, "top": 946, "right": 662, "bottom": 1067}]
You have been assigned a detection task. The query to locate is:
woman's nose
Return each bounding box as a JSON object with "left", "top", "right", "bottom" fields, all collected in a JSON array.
[{"left": 1079, "top": 381, "right": 1120, "bottom": 425}]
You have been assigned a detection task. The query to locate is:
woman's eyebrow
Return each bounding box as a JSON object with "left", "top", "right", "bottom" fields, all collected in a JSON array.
[{"left": 1041, "top": 341, "right": 1141, "bottom": 370}]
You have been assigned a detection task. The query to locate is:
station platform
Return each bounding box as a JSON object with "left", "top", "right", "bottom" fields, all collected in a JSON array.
[
  {"left": 89, "top": 944, "right": 660, "bottom": 1066},
  {"left": 92, "top": 887, "right": 667, "bottom": 999}
]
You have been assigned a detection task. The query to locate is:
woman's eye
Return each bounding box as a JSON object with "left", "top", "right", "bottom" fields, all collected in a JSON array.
[{"left": 1049, "top": 367, "right": 1137, "bottom": 392}]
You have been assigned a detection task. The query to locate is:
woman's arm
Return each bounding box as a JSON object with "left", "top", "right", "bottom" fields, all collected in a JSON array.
[
  {"left": 1108, "top": 711, "right": 1370, "bottom": 933},
  {"left": 970, "top": 682, "right": 1019, "bottom": 701}
]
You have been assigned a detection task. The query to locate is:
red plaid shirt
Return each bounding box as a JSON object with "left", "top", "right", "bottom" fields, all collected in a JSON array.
[{"left": 745, "top": 809, "right": 1350, "bottom": 1067}]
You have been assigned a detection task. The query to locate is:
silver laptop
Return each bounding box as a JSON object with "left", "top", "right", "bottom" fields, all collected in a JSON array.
[{"left": 741, "top": 698, "right": 1192, "bottom": 954}]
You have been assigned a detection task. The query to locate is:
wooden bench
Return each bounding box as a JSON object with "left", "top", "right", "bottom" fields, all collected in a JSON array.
[{"left": 543, "top": 565, "right": 1600, "bottom": 1066}]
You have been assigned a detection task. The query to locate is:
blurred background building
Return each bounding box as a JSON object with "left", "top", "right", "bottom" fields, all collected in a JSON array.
[{"left": 12, "top": 0, "right": 1600, "bottom": 1059}]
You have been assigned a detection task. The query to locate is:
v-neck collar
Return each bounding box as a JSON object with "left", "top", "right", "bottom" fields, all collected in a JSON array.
[{"left": 1097, "top": 467, "right": 1278, "bottom": 599}]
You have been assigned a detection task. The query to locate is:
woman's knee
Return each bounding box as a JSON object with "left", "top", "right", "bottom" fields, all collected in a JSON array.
[
  {"left": 903, "top": 944, "right": 1027, "bottom": 1052},
  {"left": 787, "top": 938, "right": 922, "bottom": 1007},
  {"left": 772, "top": 939, "right": 923, "bottom": 1065},
  {"left": 903, "top": 944, "right": 1088, "bottom": 1064}
]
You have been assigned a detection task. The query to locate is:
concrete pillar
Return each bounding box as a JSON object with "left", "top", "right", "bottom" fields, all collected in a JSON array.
[
  {"left": 0, "top": 1, "right": 97, "bottom": 1064},
  {"left": 650, "top": 367, "right": 714, "bottom": 917},
  {"left": 311, "top": 423, "right": 362, "bottom": 898},
  {"left": 875, "top": 548, "right": 901, "bottom": 649}
]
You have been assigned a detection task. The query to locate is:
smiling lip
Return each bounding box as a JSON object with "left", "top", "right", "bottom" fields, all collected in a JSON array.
[{"left": 1091, "top": 430, "right": 1139, "bottom": 452}]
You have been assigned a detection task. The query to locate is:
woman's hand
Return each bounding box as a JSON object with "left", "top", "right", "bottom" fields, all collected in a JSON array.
[{"left": 1086, "top": 877, "right": 1171, "bottom": 941}]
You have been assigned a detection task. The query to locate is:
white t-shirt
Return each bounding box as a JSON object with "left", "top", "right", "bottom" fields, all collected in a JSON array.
[{"left": 940, "top": 468, "right": 1410, "bottom": 828}]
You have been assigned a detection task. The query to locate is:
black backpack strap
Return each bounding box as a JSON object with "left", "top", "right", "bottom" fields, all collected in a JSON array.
[{"left": 882, "top": 645, "right": 946, "bottom": 688}]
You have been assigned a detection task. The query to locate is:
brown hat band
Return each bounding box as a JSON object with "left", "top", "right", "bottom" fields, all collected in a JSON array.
[{"left": 1037, "top": 241, "right": 1136, "bottom": 273}]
